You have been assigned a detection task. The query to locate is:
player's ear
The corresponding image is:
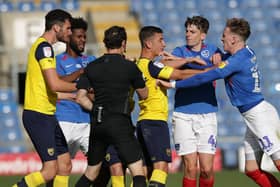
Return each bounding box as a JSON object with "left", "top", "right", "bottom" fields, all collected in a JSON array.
[
  {"left": 201, "top": 33, "right": 206, "bottom": 41},
  {"left": 53, "top": 24, "right": 61, "bottom": 33},
  {"left": 145, "top": 40, "right": 152, "bottom": 49}
]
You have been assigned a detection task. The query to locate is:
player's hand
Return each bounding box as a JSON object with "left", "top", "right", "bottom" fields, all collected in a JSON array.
[
  {"left": 211, "top": 53, "right": 222, "bottom": 66},
  {"left": 160, "top": 51, "right": 181, "bottom": 61},
  {"left": 187, "top": 57, "right": 207, "bottom": 66},
  {"left": 156, "top": 79, "right": 172, "bottom": 89}
]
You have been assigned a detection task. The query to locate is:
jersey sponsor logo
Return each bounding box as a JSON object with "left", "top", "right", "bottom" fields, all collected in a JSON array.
[
  {"left": 201, "top": 50, "right": 210, "bottom": 58},
  {"left": 43, "top": 47, "right": 52, "bottom": 57},
  {"left": 65, "top": 64, "right": 74, "bottom": 68},
  {"left": 218, "top": 61, "right": 228, "bottom": 69},
  {"left": 47, "top": 148, "right": 54, "bottom": 156}
]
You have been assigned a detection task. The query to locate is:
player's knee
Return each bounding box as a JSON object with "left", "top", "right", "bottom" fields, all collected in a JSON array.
[
  {"left": 110, "top": 163, "right": 124, "bottom": 176},
  {"left": 199, "top": 166, "right": 213, "bottom": 179},
  {"left": 184, "top": 165, "right": 197, "bottom": 177},
  {"left": 59, "top": 161, "right": 72, "bottom": 175}
]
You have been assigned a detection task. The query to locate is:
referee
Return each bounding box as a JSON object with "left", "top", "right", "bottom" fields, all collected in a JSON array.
[{"left": 75, "top": 26, "right": 148, "bottom": 187}]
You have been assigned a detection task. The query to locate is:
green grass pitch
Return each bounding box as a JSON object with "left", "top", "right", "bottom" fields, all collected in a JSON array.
[{"left": 1, "top": 170, "right": 280, "bottom": 187}]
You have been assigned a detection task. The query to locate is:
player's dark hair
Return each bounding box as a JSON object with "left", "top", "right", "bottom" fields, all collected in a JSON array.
[
  {"left": 185, "top": 16, "right": 209, "bottom": 34},
  {"left": 226, "top": 18, "right": 251, "bottom": 41},
  {"left": 103, "top": 26, "right": 127, "bottom": 49},
  {"left": 71, "top": 17, "right": 88, "bottom": 31},
  {"left": 45, "top": 9, "right": 72, "bottom": 31},
  {"left": 139, "top": 26, "right": 163, "bottom": 47}
]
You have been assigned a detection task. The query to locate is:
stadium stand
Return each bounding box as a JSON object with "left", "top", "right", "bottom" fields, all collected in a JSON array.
[{"left": 0, "top": 88, "right": 26, "bottom": 153}]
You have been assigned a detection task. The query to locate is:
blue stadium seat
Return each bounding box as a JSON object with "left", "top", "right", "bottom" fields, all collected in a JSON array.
[
  {"left": 60, "top": 0, "right": 79, "bottom": 10},
  {"left": 263, "top": 0, "right": 280, "bottom": 7},
  {"left": 0, "top": 128, "right": 23, "bottom": 142},
  {"left": 40, "top": 1, "right": 57, "bottom": 11},
  {"left": 0, "top": 2, "right": 13, "bottom": 12},
  {"left": 0, "top": 114, "right": 19, "bottom": 129},
  {"left": 240, "top": 0, "right": 261, "bottom": 8},
  {"left": 17, "top": 1, "right": 35, "bottom": 12},
  {"left": 0, "top": 145, "right": 26, "bottom": 153},
  {"left": 0, "top": 88, "right": 14, "bottom": 102},
  {"left": 0, "top": 102, "right": 18, "bottom": 115}
]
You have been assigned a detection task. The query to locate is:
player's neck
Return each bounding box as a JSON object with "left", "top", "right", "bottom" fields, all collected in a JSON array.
[
  {"left": 140, "top": 50, "right": 154, "bottom": 60},
  {"left": 231, "top": 42, "right": 245, "bottom": 55},
  {"left": 41, "top": 31, "right": 57, "bottom": 45},
  {"left": 66, "top": 48, "right": 80, "bottom": 58}
]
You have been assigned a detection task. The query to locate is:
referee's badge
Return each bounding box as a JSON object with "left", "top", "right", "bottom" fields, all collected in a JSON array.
[{"left": 47, "top": 148, "right": 54, "bottom": 156}]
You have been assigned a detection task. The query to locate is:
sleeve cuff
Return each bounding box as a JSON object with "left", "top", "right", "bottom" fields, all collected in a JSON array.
[{"left": 170, "top": 80, "right": 176, "bottom": 88}]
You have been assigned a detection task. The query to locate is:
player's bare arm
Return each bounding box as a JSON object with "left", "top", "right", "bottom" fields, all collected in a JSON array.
[
  {"left": 156, "top": 79, "right": 173, "bottom": 89},
  {"left": 43, "top": 68, "right": 76, "bottom": 92},
  {"left": 57, "top": 92, "right": 76, "bottom": 101},
  {"left": 135, "top": 87, "right": 148, "bottom": 100},
  {"left": 170, "top": 68, "right": 206, "bottom": 80},
  {"left": 159, "top": 51, "right": 207, "bottom": 68},
  {"left": 76, "top": 88, "right": 93, "bottom": 111}
]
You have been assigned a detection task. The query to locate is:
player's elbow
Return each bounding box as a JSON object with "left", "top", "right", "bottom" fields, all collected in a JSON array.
[{"left": 137, "top": 87, "right": 148, "bottom": 100}]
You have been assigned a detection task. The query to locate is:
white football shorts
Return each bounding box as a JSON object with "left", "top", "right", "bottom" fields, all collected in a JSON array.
[
  {"left": 242, "top": 101, "right": 280, "bottom": 159},
  {"left": 59, "top": 121, "right": 90, "bottom": 158},
  {"left": 172, "top": 112, "right": 217, "bottom": 155}
]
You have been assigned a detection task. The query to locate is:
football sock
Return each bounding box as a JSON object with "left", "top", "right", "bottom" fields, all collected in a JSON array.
[
  {"left": 149, "top": 169, "right": 167, "bottom": 186},
  {"left": 45, "top": 179, "right": 53, "bottom": 187},
  {"left": 199, "top": 176, "right": 214, "bottom": 187},
  {"left": 262, "top": 170, "right": 280, "bottom": 186},
  {"left": 133, "top": 175, "right": 147, "bottom": 187},
  {"left": 246, "top": 169, "right": 274, "bottom": 187},
  {"left": 53, "top": 175, "right": 69, "bottom": 187},
  {"left": 14, "top": 172, "right": 45, "bottom": 187},
  {"left": 75, "top": 174, "right": 93, "bottom": 187},
  {"left": 183, "top": 177, "right": 196, "bottom": 187},
  {"left": 111, "top": 176, "right": 125, "bottom": 187}
]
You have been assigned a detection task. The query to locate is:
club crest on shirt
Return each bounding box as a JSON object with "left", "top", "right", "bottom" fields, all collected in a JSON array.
[
  {"left": 47, "top": 148, "right": 54, "bottom": 156},
  {"left": 105, "top": 153, "right": 111, "bottom": 162},
  {"left": 201, "top": 50, "right": 210, "bottom": 58},
  {"left": 43, "top": 46, "right": 52, "bottom": 57}
]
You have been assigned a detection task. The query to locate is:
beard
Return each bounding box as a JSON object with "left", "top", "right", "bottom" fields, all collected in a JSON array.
[{"left": 69, "top": 41, "right": 84, "bottom": 55}]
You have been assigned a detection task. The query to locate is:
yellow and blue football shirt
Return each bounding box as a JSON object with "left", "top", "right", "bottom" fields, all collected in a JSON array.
[
  {"left": 136, "top": 58, "right": 174, "bottom": 121},
  {"left": 24, "top": 37, "right": 57, "bottom": 115}
]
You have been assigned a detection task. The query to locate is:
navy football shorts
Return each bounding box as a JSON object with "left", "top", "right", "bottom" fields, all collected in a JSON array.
[
  {"left": 136, "top": 120, "right": 172, "bottom": 166},
  {"left": 22, "top": 110, "right": 68, "bottom": 161}
]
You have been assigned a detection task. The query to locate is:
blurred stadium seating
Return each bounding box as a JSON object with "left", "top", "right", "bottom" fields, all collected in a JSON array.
[
  {"left": 0, "top": 0, "right": 280, "bottom": 170},
  {"left": 0, "top": 88, "right": 26, "bottom": 153}
]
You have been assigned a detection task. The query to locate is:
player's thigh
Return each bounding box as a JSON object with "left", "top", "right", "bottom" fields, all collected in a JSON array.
[
  {"left": 172, "top": 112, "right": 197, "bottom": 155},
  {"left": 198, "top": 153, "right": 215, "bottom": 171},
  {"left": 196, "top": 113, "right": 217, "bottom": 154},
  {"left": 137, "top": 120, "right": 171, "bottom": 163},
  {"left": 22, "top": 110, "right": 61, "bottom": 162},
  {"left": 243, "top": 101, "right": 280, "bottom": 155}
]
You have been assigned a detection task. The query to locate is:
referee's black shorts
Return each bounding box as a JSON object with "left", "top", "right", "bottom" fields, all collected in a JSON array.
[{"left": 88, "top": 113, "right": 142, "bottom": 166}]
